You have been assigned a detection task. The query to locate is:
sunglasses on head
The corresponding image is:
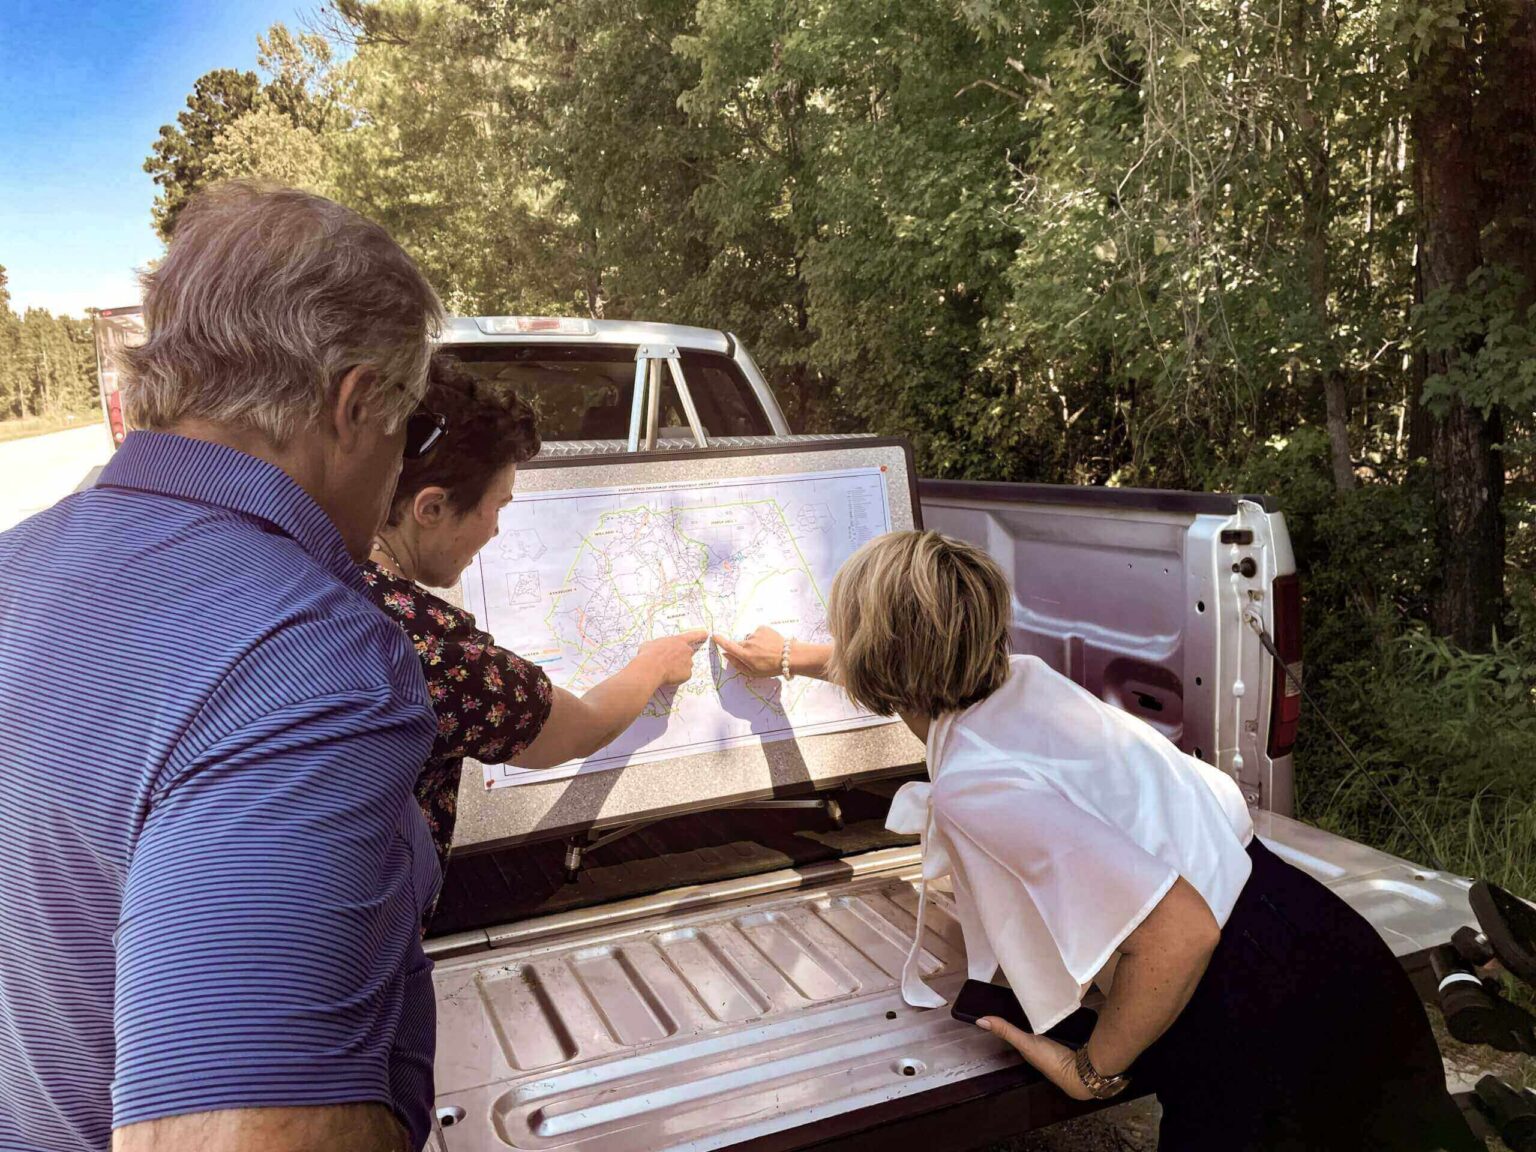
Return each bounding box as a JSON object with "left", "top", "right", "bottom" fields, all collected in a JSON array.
[{"left": 405, "top": 407, "right": 446, "bottom": 460}]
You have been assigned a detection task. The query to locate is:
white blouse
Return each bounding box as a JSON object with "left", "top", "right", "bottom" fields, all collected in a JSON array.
[{"left": 886, "top": 655, "right": 1255, "bottom": 1033}]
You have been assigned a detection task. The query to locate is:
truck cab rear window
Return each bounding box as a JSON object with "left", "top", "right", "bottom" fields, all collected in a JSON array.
[{"left": 445, "top": 344, "right": 770, "bottom": 442}]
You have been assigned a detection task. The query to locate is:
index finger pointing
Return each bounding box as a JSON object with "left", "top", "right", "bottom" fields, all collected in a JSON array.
[{"left": 712, "top": 633, "right": 747, "bottom": 661}]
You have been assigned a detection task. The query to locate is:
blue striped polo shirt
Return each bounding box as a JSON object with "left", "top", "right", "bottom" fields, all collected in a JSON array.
[{"left": 0, "top": 431, "right": 441, "bottom": 1150}]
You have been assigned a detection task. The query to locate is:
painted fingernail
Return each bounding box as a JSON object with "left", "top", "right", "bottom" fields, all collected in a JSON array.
[{"left": 975, "top": 1018, "right": 992, "bottom": 1032}]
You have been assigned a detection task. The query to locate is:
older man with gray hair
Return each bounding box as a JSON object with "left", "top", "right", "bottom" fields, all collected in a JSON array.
[{"left": 0, "top": 182, "right": 447, "bottom": 1152}]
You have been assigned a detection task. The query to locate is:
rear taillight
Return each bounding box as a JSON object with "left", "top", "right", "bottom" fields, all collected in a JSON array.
[
  {"left": 1267, "top": 572, "right": 1303, "bottom": 757},
  {"left": 107, "top": 391, "right": 127, "bottom": 445}
]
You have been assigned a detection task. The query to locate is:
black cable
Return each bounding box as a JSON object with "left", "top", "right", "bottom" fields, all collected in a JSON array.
[{"left": 1245, "top": 615, "right": 1449, "bottom": 874}]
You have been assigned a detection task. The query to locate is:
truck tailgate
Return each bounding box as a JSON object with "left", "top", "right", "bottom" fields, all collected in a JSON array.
[
  {"left": 429, "top": 818, "right": 1476, "bottom": 1152},
  {"left": 430, "top": 846, "right": 1019, "bottom": 1152}
]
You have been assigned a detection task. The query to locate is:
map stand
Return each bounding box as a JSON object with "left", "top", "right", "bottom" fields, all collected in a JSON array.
[{"left": 450, "top": 437, "right": 926, "bottom": 856}]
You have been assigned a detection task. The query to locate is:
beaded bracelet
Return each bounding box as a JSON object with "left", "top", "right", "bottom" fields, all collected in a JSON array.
[{"left": 781, "top": 638, "right": 795, "bottom": 681}]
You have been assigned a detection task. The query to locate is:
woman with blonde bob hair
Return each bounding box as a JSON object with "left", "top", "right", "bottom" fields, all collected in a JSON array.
[{"left": 717, "top": 530, "right": 1473, "bottom": 1151}]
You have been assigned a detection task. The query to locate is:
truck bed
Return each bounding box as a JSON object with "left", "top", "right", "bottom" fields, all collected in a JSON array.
[
  {"left": 424, "top": 448, "right": 1451, "bottom": 1150},
  {"left": 427, "top": 813, "right": 1476, "bottom": 1151}
]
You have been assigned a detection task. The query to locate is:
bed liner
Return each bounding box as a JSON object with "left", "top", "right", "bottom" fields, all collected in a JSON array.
[{"left": 428, "top": 813, "right": 1476, "bottom": 1151}]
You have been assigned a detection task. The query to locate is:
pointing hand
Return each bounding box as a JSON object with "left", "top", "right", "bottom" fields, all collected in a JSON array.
[
  {"left": 639, "top": 630, "right": 709, "bottom": 686},
  {"left": 712, "top": 627, "right": 787, "bottom": 678}
]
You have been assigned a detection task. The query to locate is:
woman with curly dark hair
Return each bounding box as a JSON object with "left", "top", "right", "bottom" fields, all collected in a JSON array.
[{"left": 364, "top": 354, "right": 704, "bottom": 876}]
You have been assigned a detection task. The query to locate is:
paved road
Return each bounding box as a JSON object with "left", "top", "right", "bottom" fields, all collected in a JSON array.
[{"left": 0, "top": 424, "right": 114, "bottom": 534}]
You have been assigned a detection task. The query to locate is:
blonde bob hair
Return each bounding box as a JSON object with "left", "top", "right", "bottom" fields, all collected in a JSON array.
[{"left": 827, "top": 530, "right": 1012, "bottom": 719}]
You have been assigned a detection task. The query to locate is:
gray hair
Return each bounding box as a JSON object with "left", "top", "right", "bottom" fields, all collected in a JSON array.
[{"left": 122, "top": 181, "right": 444, "bottom": 444}]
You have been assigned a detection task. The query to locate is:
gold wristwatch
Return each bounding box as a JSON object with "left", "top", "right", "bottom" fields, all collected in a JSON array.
[{"left": 1074, "top": 1045, "right": 1130, "bottom": 1099}]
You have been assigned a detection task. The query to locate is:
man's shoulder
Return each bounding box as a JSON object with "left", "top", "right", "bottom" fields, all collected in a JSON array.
[
  {"left": 190, "top": 537, "right": 427, "bottom": 710},
  {"left": 9, "top": 483, "right": 425, "bottom": 710},
  {"left": 240, "top": 594, "right": 428, "bottom": 702},
  {"left": 164, "top": 542, "right": 432, "bottom": 778}
]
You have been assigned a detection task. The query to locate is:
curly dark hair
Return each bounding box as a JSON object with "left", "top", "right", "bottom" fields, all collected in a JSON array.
[{"left": 387, "top": 353, "right": 541, "bottom": 525}]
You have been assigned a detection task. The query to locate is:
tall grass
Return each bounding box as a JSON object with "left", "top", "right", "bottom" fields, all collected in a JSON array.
[
  {"left": 1297, "top": 628, "right": 1536, "bottom": 897},
  {"left": 0, "top": 410, "right": 100, "bottom": 444},
  {"left": 1310, "top": 784, "right": 1536, "bottom": 895}
]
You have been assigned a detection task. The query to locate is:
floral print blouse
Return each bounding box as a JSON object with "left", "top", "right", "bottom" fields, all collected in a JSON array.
[{"left": 363, "top": 562, "right": 554, "bottom": 872}]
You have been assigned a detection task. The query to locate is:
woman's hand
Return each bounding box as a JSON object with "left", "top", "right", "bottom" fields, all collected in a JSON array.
[
  {"left": 975, "top": 1018, "right": 1094, "bottom": 1102},
  {"left": 712, "top": 627, "right": 788, "bottom": 678},
  {"left": 637, "top": 630, "right": 709, "bottom": 686},
  {"left": 513, "top": 630, "right": 707, "bottom": 769}
]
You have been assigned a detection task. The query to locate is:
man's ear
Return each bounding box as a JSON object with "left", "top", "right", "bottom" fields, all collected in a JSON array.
[
  {"left": 331, "top": 365, "right": 382, "bottom": 452},
  {"left": 412, "top": 486, "right": 452, "bottom": 527}
]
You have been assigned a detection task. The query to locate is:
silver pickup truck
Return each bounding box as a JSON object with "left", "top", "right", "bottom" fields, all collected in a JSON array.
[{"left": 422, "top": 316, "right": 1478, "bottom": 1151}]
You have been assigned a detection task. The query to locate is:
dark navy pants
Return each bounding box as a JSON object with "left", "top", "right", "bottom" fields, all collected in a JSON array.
[{"left": 1136, "top": 838, "right": 1480, "bottom": 1151}]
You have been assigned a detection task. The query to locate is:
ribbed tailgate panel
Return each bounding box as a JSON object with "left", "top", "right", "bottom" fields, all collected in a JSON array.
[
  {"left": 432, "top": 819, "right": 1480, "bottom": 1151},
  {"left": 432, "top": 873, "right": 1021, "bottom": 1152}
]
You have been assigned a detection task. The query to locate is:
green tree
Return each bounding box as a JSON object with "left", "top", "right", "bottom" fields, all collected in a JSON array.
[
  {"left": 1403, "top": 0, "right": 1534, "bottom": 650},
  {"left": 204, "top": 106, "right": 332, "bottom": 194},
  {"left": 144, "top": 68, "right": 263, "bottom": 239},
  {"left": 144, "top": 27, "right": 343, "bottom": 239},
  {"left": 0, "top": 294, "right": 95, "bottom": 422},
  {"left": 676, "top": 0, "right": 1039, "bottom": 443},
  {"left": 0, "top": 268, "right": 22, "bottom": 421},
  {"left": 325, "top": 0, "right": 581, "bottom": 316},
  {"left": 501, "top": 0, "right": 723, "bottom": 321}
]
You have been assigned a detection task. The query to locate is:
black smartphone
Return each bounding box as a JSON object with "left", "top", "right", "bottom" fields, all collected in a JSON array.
[
  {"left": 951, "top": 979, "right": 1031, "bottom": 1032},
  {"left": 951, "top": 980, "right": 1099, "bottom": 1047}
]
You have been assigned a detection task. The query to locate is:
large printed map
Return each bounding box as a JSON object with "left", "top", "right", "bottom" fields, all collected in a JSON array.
[{"left": 461, "top": 466, "right": 896, "bottom": 787}]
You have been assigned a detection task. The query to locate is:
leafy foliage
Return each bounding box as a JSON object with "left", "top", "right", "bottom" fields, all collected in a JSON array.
[
  {"left": 130, "top": 0, "right": 1535, "bottom": 884},
  {"left": 1416, "top": 265, "right": 1536, "bottom": 419},
  {"left": 1299, "top": 626, "right": 1536, "bottom": 896},
  {"left": 143, "top": 69, "right": 264, "bottom": 239},
  {"left": 0, "top": 268, "right": 98, "bottom": 421},
  {"left": 143, "top": 28, "right": 341, "bottom": 238}
]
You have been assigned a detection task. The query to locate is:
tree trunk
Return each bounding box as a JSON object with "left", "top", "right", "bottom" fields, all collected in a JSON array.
[
  {"left": 581, "top": 226, "right": 605, "bottom": 319},
  {"left": 1293, "top": 0, "right": 1354, "bottom": 490},
  {"left": 1481, "top": 0, "right": 1536, "bottom": 304},
  {"left": 1428, "top": 402, "right": 1505, "bottom": 646},
  {"left": 1322, "top": 370, "right": 1355, "bottom": 490},
  {"left": 1412, "top": 15, "right": 1505, "bottom": 651},
  {"left": 1406, "top": 251, "right": 1433, "bottom": 464}
]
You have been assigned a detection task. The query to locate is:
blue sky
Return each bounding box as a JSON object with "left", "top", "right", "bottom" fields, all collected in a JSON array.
[{"left": 0, "top": 0, "right": 313, "bottom": 317}]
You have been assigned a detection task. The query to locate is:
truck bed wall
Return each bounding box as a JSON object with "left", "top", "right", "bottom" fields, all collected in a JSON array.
[{"left": 917, "top": 479, "right": 1294, "bottom": 815}]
